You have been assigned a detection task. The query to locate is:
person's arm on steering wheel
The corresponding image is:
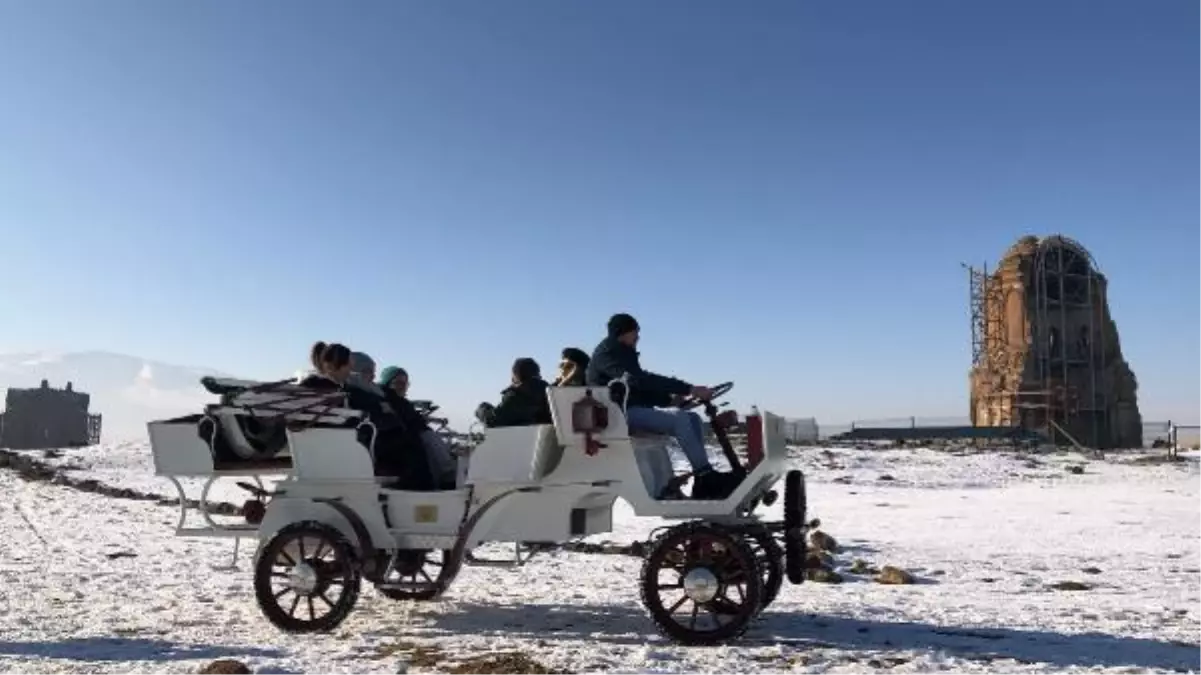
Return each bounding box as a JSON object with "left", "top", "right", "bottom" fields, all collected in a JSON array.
[
  {"left": 623, "top": 363, "right": 701, "bottom": 402},
  {"left": 669, "top": 385, "right": 713, "bottom": 407}
]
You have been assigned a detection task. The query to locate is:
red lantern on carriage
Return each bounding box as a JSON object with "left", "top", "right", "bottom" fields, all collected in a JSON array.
[
  {"left": 572, "top": 389, "right": 610, "bottom": 456},
  {"left": 745, "top": 406, "right": 764, "bottom": 470}
]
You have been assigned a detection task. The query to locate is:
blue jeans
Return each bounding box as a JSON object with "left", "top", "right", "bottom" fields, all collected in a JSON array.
[{"left": 625, "top": 407, "right": 713, "bottom": 474}]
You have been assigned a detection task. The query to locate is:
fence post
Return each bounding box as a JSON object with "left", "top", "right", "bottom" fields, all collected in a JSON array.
[{"left": 910, "top": 416, "right": 916, "bottom": 429}]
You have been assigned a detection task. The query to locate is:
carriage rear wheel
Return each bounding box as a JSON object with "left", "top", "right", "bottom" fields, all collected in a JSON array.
[
  {"left": 374, "top": 549, "right": 455, "bottom": 601},
  {"left": 745, "top": 529, "right": 784, "bottom": 610},
  {"left": 639, "top": 523, "right": 763, "bottom": 645},
  {"left": 253, "top": 521, "right": 361, "bottom": 633}
]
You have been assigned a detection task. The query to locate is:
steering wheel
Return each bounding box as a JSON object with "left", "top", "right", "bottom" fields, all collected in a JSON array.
[{"left": 677, "top": 381, "right": 734, "bottom": 411}]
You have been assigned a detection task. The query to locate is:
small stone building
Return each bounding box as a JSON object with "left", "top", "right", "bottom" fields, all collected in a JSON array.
[
  {"left": 968, "top": 235, "right": 1142, "bottom": 449},
  {"left": 0, "top": 380, "right": 102, "bottom": 449}
]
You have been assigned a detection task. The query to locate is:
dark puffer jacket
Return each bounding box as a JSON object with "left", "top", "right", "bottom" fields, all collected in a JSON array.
[
  {"left": 477, "top": 377, "right": 553, "bottom": 428},
  {"left": 585, "top": 337, "right": 691, "bottom": 409},
  {"left": 297, "top": 373, "right": 434, "bottom": 490}
]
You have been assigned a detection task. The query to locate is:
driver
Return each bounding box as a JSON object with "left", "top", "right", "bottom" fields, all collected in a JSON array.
[{"left": 585, "top": 313, "right": 739, "bottom": 500}]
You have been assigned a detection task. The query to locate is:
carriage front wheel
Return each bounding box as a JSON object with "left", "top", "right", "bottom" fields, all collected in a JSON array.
[
  {"left": 253, "top": 520, "right": 362, "bottom": 633},
  {"left": 639, "top": 523, "right": 763, "bottom": 645}
]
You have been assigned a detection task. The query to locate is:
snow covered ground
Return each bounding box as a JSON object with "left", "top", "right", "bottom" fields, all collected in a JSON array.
[{"left": 1, "top": 443, "right": 1198, "bottom": 674}]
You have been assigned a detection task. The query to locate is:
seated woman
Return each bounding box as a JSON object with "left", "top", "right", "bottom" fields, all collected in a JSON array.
[
  {"left": 552, "top": 347, "right": 590, "bottom": 386},
  {"left": 349, "top": 351, "right": 387, "bottom": 396},
  {"left": 378, "top": 365, "right": 457, "bottom": 489},
  {"left": 302, "top": 342, "right": 435, "bottom": 490},
  {"left": 475, "top": 358, "right": 553, "bottom": 428},
  {"left": 379, "top": 365, "right": 409, "bottom": 398}
]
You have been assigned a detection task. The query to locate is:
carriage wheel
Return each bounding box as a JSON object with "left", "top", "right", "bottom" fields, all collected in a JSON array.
[
  {"left": 374, "top": 549, "right": 455, "bottom": 602},
  {"left": 639, "top": 523, "right": 763, "bottom": 645},
  {"left": 253, "top": 521, "right": 361, "bottom": 633},
  {"left": 783, "top": 469, "right": 807, "bottom": 584},
  {"left": 745, "top": 529, "right": 784, "bottom": 610}
]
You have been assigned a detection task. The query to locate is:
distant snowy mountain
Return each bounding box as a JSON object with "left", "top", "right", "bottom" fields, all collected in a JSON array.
[{"left": 0, "top": 350, "right": 228, "bottom": 442}]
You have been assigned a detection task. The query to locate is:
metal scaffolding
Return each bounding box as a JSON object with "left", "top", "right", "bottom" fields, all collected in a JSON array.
[
  {"left": 966, "top": 261, "right": 1006, "bottom": 427},
  {"left": 1030, "top": 235, "right": 1109, "bottom": 448},
  {"left": 966, "top": 235, "right": 1112, "bottom": 447}
]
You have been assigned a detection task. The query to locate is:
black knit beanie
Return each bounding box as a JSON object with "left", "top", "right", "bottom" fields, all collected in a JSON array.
[
  {"left": 512, "top": 357, "right": 541, "bottom": 383},
  {"left": 607, "top": 313, "right": 639, "bottom": 339}
]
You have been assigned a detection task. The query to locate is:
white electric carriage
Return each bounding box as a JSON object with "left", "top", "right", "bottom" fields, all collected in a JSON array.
[{"left": 148, "top": 376, "right": 810, "bottom": 645}]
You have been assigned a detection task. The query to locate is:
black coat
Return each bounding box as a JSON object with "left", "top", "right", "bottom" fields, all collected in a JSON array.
[
  {"left": 382, "top": 389, "right": 431, "bottom": 435},
  {"left": 479, "top": 378, "right": 553, "bottom": 428},
  {"left": 585, "top": 337, "right": 691, "bottom": 409},
  {"left": 298, "top": 374, "right": 388, "bottom": 419},
  {"left": 297, "top": 374, "right": 434, "bottom": 490}
]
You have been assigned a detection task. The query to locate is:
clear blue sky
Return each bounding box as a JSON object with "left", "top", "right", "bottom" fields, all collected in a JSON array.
[{"left": 1, "top": 0, "right": 1197, "bottom": 426}]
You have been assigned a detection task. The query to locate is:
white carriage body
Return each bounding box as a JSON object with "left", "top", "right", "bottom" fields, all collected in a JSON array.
[
  {"left": 146, "top": 376, "right": 808, "bottom": 645},
  {"left": 148, "top": 378, "right": 792, "bottom": 558}
]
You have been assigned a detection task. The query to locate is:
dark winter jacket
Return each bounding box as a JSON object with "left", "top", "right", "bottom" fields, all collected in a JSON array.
[
  {"left": 382, "top": 388, "right": 431, "bottom": 435},
  {"left": 298, "top": 374, "right": 388, "bottom": 420},
  {"left": 585, "top": 337, "right": 692, "bottom": 409},
  {"left": 478, "top": 377, "right": 553, "bottom": 428},
  {"left": 298, "top": 374, "right": 434, "bottom": 490}
]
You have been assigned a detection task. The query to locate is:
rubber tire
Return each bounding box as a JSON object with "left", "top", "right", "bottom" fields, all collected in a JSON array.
[
  {"left": 639, "top": 522, "right": 763, "bottom": 646},
  {"left": 254, "top": 520, "right": 362, "bottom": 633},
  {"left": 746, "top": 529, "right": 784, "bottom": 609},
  {"left": 783, "top": 469, "right": 807, "bottom": 584}
]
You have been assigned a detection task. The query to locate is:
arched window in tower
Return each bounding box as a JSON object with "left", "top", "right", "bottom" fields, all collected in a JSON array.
[{"left": 1040, "top": 237, "right": 1094, "bottom": 305}]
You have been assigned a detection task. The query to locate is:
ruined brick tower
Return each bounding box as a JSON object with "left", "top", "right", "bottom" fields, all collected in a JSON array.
[{"left": 968, "top": 235, "right": 1142, "bottom": 449}]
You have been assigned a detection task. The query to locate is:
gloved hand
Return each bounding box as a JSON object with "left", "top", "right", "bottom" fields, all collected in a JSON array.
[{"left": 474, "top": 402, "right": 495, "bottom": 424}]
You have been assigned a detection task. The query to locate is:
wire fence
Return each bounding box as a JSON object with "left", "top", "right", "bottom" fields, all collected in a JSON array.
[
  {"left": 809, "top": 415, "right": 1199, "bottom": 448},
  {"left": 779, "top": 417, "right": 820, "bottom": 444}
]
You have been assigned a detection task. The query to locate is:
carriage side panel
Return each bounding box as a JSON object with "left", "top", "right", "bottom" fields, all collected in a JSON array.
[
  {"left": 464, "top": 486, "right": 616, "bottom": 547},
  {"left": 148, "top": 415, "right": 216, "bottom": 476}
]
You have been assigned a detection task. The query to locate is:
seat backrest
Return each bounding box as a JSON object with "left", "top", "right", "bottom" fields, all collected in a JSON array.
[
  {"left": 760, "top": 411, "right": 789, "bottom": 462},
  {"left": 287, "top": 426, "right": 376, "bottom": 481},
  {"left": 546, "top": 385, "right": 630, "bottom": 447},
  {"left": 531, "top": 424, "right": 564, "bottom": 479}
]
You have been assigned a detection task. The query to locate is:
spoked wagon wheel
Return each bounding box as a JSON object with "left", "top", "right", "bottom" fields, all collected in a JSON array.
[
  {"left": 253, "top": 521, "right": 361, "bottom": 633},
  {"left": 639, "top": 523, "right": 763, "bottom": 645},
  {"left": 374, "top": 549, "right": 455, "bottom": 602},
  {"left": 745, "top": 529, "right": 784, "bottom": 610}
]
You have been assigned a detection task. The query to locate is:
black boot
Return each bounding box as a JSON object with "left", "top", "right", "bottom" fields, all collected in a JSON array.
[
  {"left": 657, "top": 473, "right": 690, "bottom": 500},
  {"left": 691, "top": 470, "right": 741, "bottom": 500}
]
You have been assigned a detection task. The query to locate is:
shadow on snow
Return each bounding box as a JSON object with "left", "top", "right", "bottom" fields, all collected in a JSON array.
[
  {"left": 0, "top": 637, "right": 285, "bottom": 663},
  {"left": 404, "top": 600, "right": 1199, "bottom": 672}
]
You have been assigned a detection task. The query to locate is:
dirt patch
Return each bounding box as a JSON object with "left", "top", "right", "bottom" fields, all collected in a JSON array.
[
  {"left": 810, "top": 530, "right": 839, "bottom": 552},
  {"left": 0, "top": 449, "right": 242, "bottom": 516},
  {"left": 875, "top": 565, "right": 915, "bottom": 585},
  {"left": 1048, "top": 580, "right": 1093, "bottom": 591},
  {"left": 445, "top": 652, "right": 565, "bottom": 674},
  {"left": 198, "top": 660, "right": 251, "bottom": 674},
  {"left": 373, "top": 640, "right": 445, "bottom": 669}
]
